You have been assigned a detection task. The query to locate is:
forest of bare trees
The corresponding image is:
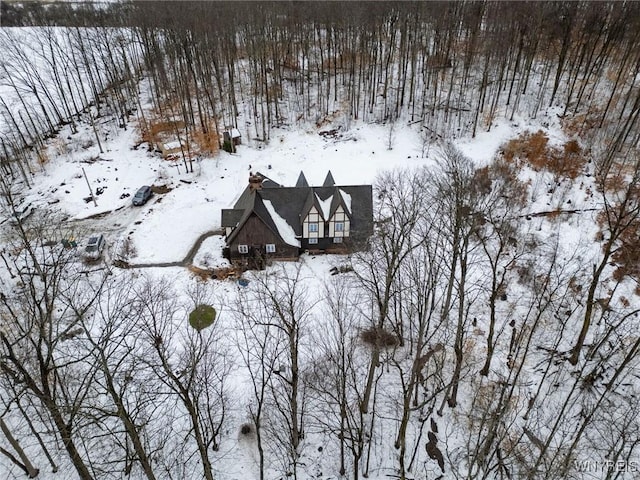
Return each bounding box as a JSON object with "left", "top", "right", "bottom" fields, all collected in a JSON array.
[
  {"left": 3, "top": 1, "right": 640, "bottom": 177},
  {"left": 2, "top": 1, "right": 640, "bottom": 479}
]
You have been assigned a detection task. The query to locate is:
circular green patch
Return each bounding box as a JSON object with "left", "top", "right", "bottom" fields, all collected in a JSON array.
[{"left": 189, "top": 304, "right": 217, "bottom": 331}]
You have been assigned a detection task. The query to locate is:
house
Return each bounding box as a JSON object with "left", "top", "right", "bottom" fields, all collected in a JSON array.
[{"left": 221, "top": 171, "right": 373, "bottom": 268}]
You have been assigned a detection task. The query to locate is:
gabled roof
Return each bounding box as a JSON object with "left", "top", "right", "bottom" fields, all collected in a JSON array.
[
  {"left": 295, "top": 171, "right": 309, "bottom": 187},
  {"left": 221, "top": 208, "right": 244, "bottom": 227},
  {"left": 262, "top": 198, "right": 300, "bottom": 246},
  {"left": 300, "top": 188, "right": 319, "bottom": 221},
  {"left": 323, "top": 170, "right": 336, "bottom": 187},
  {"left": 230, "top": 172, "right": 282, "bottom": 210},
  {"left": 259, "top": 187, "right": 309, "bottom": 234},
  {"left": 226, "top": 190, "right": 302, "bottom": 247},
  {"left": 323, "top": 187, "right": 353, "bottom": 218},
  {"left": 254, "top": 171, "right": 282, "bottom": 188},
  {"left": 327, "top": 188, "right": 346, "bottom": 218},
  {"left": 222, "top": 172, "right": 373, "bottom": 247}
]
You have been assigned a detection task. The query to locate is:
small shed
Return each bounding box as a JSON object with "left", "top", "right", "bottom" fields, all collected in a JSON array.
[
  {"left": 160, "top": 139, "right": 184, "bottom": 159},
  {"left": 223, "top": 128, "right": 242, "bottom": 147}
]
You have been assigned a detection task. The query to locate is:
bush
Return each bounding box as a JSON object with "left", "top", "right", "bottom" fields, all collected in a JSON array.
[
  {"left": 360, "top": 326, "right": 398, "bottom": 349},
  {"left": 189, "top": 304, "right": 217, "bottom": 331},
  {"left": 502, "top": 131, "right": 586, "bottom": 180}
]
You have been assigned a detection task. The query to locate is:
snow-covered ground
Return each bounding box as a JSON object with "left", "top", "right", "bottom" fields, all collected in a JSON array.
[
  {"left": 4, "top": 79, "right": 632, "bottom": 480},
  {"left": 4, "top": 104, "right": 572, "bottom": 266}
]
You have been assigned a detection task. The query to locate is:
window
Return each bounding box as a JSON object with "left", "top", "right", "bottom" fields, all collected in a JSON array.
[
  {"left": 335, "top": 222, "right": 344, "bottom": 232},
  {"left": 308, "top": 238, "right": 318, "bottom": 245},
  {"left": 308, "top": 223, "right": 318, "bottom": 233},
  {"left": 238, "top": 244, "right": 249, "bottom": 254},
  {"left": 265, "top": 243, "right": 276, "bottom": 253},
  {"left": 333, "top": 237, "right": 343, "bottom": 244}
]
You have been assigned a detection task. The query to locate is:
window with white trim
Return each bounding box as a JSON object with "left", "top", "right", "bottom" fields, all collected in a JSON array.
[
  {"left": 335, "top": 222, "right": 344, "bottom": 232},
  {"left": 265, "top": 243, "right": 276, "bottom": 253},
  {"left": 333, "top": 237, "right": 343, "bottom": 244},
  {"left": 308, "top": 238, "right": 318, "bottom": 244},
  {"left": 238, "top": 244, "right": 249, "bottom": 254},
  {"left": 309, "top": 223, "right": 318, "bottom": 233}
]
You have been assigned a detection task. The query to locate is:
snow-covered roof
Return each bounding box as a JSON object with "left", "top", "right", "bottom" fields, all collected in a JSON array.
[
  {"left": 339, "top": 189, "right": 352, "bottom": 214},
  {"left": 163, "top": 140, "right": 182, "bottom": 150},
  {"left": 315, "top": 193, "right": 332, "bottom": 219},
  {"left": 223, "top": 172, "right": 373, "bottom": 250},
  {"left": 262, "top": 199, "right": 301, "bottom": 247}
]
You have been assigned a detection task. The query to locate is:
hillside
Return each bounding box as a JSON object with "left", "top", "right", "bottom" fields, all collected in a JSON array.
[{"left": 1, "top": 2, "right": 640, "bottom": 480}]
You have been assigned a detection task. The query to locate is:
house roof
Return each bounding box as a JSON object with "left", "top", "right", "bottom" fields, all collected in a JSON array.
[
  {"left": 224, "top": 127, "right": 241, "bottom": 138},
  {"left": 221, "top": 208, "right": 244, "bottom": 227},
  {"left": 223, "top": 172, "right": 373, "bottom": 247},
  {"left": 295, "top": 171, "right": 309, "bottom": 187},
  {"left": 323, "top": 170, "right": 336, "bottom": 187},
  {"left": 226, "top": 190, "right": 302, "bottom": 247},
  {"left": 230, "top": 171, "right": 282, "bottom": 210},
  {"left": 301, "top": 188, "right": 320, "bottom": 221},
  {"left": 255, "top": 171, "right": 282, "bottom": 188}
]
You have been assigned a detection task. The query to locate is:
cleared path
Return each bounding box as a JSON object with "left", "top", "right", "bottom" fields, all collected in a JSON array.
[{"left": 119, "top": 228, "right": 224, "bottom": 269}]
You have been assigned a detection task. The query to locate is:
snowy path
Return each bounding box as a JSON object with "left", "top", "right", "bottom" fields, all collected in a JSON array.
[{"left": 120, "top": 228, "right": 224, "bottom": 269}]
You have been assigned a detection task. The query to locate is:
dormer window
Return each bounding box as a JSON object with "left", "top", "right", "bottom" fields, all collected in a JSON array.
[{"left": 329, "top": 206, "right": 350, "bottom": 238}]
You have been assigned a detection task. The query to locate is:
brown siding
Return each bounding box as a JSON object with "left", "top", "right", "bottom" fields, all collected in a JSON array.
[
  {"left": 229, "top": 214, "right": 299, "bottom": 260},
  {"left": 233, "top": 215, "right": 278, "bottom": 245}
]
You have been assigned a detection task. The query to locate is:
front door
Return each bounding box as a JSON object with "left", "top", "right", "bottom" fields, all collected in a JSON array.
[{"left": 250, "top": 245, "right": 266, "bottom": 270}]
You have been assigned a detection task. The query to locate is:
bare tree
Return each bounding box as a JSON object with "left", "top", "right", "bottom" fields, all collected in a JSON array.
[
  {"left": 134, "top": 277, "right": 230, "bottom": 480},
  {"left": 80, "top": 274, "right": 160, "bottom": 480},
  {"left": 234, "top": 287, "right": 281, "bottom": 480},
  {"left": 0, "top": 198, "right": 110, "bottom": 479},
  {"left": 0, "top": 416, "right": 39, "bottom": 478},
  {"left": 307, "top": 275, "right": 369, "bottom": 480},
  {"left": 233, "top": 264, "right": 314, "bottom": 479},
  {"left": 570, "top": 153, "right": 640, "bottom": 364},
  {"left": 472, "top": 159, "right": 528, "bottom": 376},
  {"left": 352, "top": 167, "right": 430, "bottom": 415},
  {"left": 429, "top": 144, "right": 484, "bottom": 410}
]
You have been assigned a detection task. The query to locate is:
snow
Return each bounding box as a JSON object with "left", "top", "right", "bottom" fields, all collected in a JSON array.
[
  {"left": 262, "top": 199, "right": 301, "bottom": 247},
  {"left": 457, "top": 120, "right": 514, "bottom": 165},
  {"left": 339, "top": 189, "right": 352, "bottom": 214},
  {"left": 0, "top": 36, "right": 633, "bottom": 480},
  {"left": 315, "top": 192, "right": 332, "bottom": 219},
  {"left": 162, "top": 140, "right": 182, "bottom": 150},
  {"left": 1, "top": 102, "right": 578, "bottom": 267},
  {"left": 14, "top": 111, "right": 538, "bottom": 265},
  {"left": 192, "top": 235, "right": 230, "bottom": 269}
]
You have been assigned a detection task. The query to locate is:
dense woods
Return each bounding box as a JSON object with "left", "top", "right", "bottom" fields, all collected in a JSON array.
[
  {"left": 3, "top": 1, "right": 640, "bottom": 175},
  {"left": 2, "top": 1, "right": 640, "bottom": 479}
]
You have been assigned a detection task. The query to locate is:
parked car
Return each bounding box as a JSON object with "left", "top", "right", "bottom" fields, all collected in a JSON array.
[
  {"left": 8, "top": 202, "right": 34, "bottom": 226},
  {"left": 132, "top": 186, "right": 153, "bottom": 206},
  {"left": 82, "top": 234, "right": 106, "bottom": 261}
]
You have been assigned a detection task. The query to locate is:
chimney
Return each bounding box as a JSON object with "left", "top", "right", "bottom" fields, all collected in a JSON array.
[{"left": 248, "top": 173, "right": 263, "bottom": 191}]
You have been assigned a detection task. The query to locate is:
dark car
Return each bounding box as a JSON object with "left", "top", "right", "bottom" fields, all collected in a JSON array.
[{"left": 132, "top": 186, "right": 153, "bottom": 206}]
